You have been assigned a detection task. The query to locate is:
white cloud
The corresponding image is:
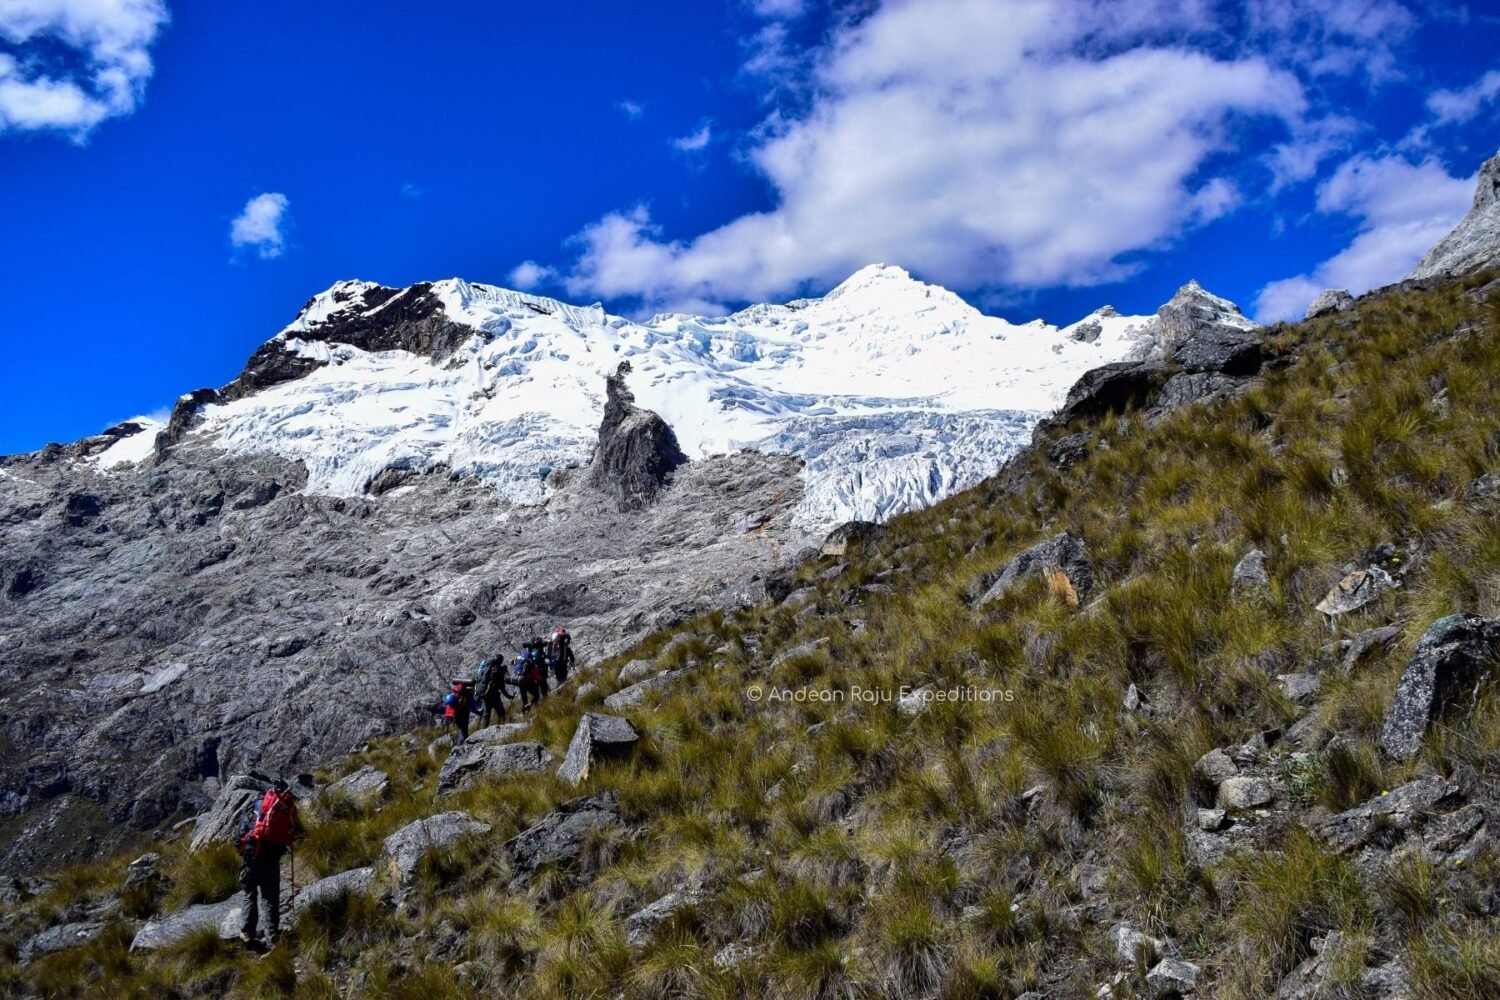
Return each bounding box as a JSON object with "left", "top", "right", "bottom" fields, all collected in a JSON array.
[
  {"left": 670, "top": 120, "right": 713, "bottom": 152},
  {"left": 230, "top": 192, "right": 291, "bottom": 260},
  {"left": 616, "top": 98, "right": 644, "bottom": 119},
  {"left": 0, "top": 0, "right": 168, "bottom": 139},
  {"left": 749, "top": 0, "right": 804, "bottom": 17},
  {"left": 508, "top": 260, "right": 556, "bottom": 290},
  {"left": 1245, "top": 0, "right": 1417, "bottom": 84},
  {"left": 401, "top": 182, "right": 424, "bottom": 199},
  {"left": 1254, "top": 154, "right": 1474, "bottom": 320},
  {"left": 1427, "top": 69, "right": 1500, "bottom": 125},
  {"left": 545, "top": 0, "right": 1306, "bottom": 312}
]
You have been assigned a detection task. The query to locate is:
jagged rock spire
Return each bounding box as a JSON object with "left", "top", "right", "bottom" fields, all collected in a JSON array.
[{"left": 587, "top": 362, "right": 687, "bottom": 511}]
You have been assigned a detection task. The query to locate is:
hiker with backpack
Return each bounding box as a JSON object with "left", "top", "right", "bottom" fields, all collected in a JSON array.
[
  {"left": 235, "top": 778, "right": 302, "bottom": 948},
  {"left": 548, "top": 625, "right": 576, "bottom": 684},
  {"left": 516, "top": 646, "right": 549, "bottom": 713},
  {"left": 475, "top": 657, "right": 514, "bottom": 727},
  {"left": 443, "top": 678, "right": 478, "bottom": 744}
]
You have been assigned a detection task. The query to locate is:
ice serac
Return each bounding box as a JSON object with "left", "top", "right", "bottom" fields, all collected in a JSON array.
[
  {"left": 1410, "top": 149, "right": 1500, "bottom": 281},
  {"left": 588, "top": 362, "right": 686, "bottom": 512}
]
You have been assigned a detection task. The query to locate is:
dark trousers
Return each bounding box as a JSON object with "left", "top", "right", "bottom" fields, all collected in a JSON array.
[
  {"left": 480, "top": 692, "right": 507, "bottom": 726},
  {"left": 240, "top": 847, "right": 283, "bottom": 939},
  {"left": 449, "top": 713, "right": 471, "bottom": 744},
  {"left": 519, "top": 678, "right": 540, "bottom": 711}
]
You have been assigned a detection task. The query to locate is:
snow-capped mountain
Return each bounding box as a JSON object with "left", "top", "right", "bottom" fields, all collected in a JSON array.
[{"left": 95, "top": 264, "right": 1162, "bottom": 524}]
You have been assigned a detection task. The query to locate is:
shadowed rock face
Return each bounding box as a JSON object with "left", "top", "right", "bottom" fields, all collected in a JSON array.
[
  {"left": 0, "top": 414, "right": 808, "bottom": 873},
  {"left": 1380, "top": 614, "right": 1500, "bottom": 759},
  {"left": 587, "top": 362, "right": 687, "bottom": 512}
]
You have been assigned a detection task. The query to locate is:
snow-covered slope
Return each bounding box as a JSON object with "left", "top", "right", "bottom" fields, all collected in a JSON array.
[{"left": 177, "top": 265, "right": 1159, "bottom": 524}]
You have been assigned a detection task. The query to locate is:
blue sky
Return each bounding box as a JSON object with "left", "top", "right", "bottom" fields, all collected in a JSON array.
[{"left": 1, "top": 0, "right": 1497, "bottom": 454}]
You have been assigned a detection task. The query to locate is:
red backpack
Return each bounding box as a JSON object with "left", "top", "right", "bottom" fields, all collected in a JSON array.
[{"left": 245, "top": 787, "right": 298, "bottom": 851}]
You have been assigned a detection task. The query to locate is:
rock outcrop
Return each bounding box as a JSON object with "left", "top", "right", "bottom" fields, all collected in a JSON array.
[
  {"left": 557, "top": 713, "right": 640, "bottom": 785},
  {"left": 1380, "top": 614, "right": 1500, "bottom": 759},
  {"left": 971, "top": 532, "right": 1095, "bottom": 607},
  {"left": 820, "top": 520, "right": 882, "bottom": 557},
  {"left": 502, "top": 791, "right": 623, "bottom": 884},
  {"left": 380, "top": 812, "right": 491, "bottom": 886},
  {"left": 436, "top": 741, "right": 554, "bottom": 796},
  {"left": 587, "top": 362, "right": 687, "bottom": 512},
  {"left": 1410, "top": 149, "right": 1500, "bottom": 280},
  {"left": 1305, "top": 289, "right": 1354, "bottom": 318}
]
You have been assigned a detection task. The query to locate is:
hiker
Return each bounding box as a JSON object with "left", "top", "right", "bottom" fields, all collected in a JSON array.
[
  {"left": 443, "top": 678, "right": 477, "bottom": 744},
  {"left": 548, "top": 625, "right": 576, "bottom": 684},
  {"left": 475, "top": 657, "right": 514, "bottom": 727},
  {"left": 517, "top": 647, "right": 549, "bottom": 712},
  {"left": 529, "top": 639, "right": 552, "bottom": 700},
  {"left": 236, "top": 778, "right": 301, "bottom": 948}
]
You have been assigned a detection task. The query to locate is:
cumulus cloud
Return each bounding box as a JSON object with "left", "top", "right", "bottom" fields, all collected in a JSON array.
[
  {"left": 1427, "top": 69, "right": 1500, "bottom": 125},
  {"left": 1245, "top": 0, "right": 1417, "bottom": 84},
  {"left": 616, "top": 98, "right": 644, "bottom": 119},
  {"left": 670, "top": 120, "right": 712, "bottom": 152},
  {"left": 508, "top": 260, "right": 556, "bottom": 290},
  {"left": 539, "top": 0, "right": 1306, "bottom": 312},
  {"left": 0, "top": 0, "right": 168, "bottom": 139},
  {"left": 230, "top": 192, "right": 291, "bottom": 260},
  {"left": 1254, "top": 154, "right": 1474, "bottom": 320}
]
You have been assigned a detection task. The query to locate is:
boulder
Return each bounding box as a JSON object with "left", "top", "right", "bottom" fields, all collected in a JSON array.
[
  {"left": 1231, "top": 549, "right": 1270, "bottom": 598},
  {"left": 1049, "top": 431, "right": 1091, "bottom": 468},
  {"left": 587, "top": 362, "right": 686, "bottom": 511},
  {"left": 21, "top": 921, "right": 105, "bottom": 962},
  {"left": 769, "top": 637, "right": 831, "bottom": 669},
  {"left": 1379, "top": 614, "right": 1500, "bottom": 759},
  {"left": 1147, "top": 957, "right": 1200, "bottom": 996},
  {"left": 1196, "top": 809, "right": 1227, "bottom": 832},
  {"left": 290, "top": 866, "right": 375, "bottom": 916},
  {"left": 1193, "top": 748, "right": 1238, "bottom": 784},
  {"left": 131, "top": 894, "right": 244, "bottom": 950},
  {"left": 820, "top": 520, "right": 881, "bottom": 558},
  {"left": 1315, "top": 565, "right": 1399, "bottom": 616},
  {"left": 188, "top": 773, "right": 271, "bottom": 852},
  {"left": 625, "top": 888, "right": 706, "bottom": 948},
  {"left": 1123, "top": 683, "right": 1144, "bottom": 713},
  {"left": 379, "top": 811, "right": 491, "bottom": 885},
  {"left": 1149, "top": 372, "right": 1251, "bottom": 419},
  {"left": 1218, "top": 777, "right": 1274, "bottom": 810},
  {"left": 973, "top": 532, "right": 1094, "bottom": 607},
  {"left": 437, "top": 741, "right": 555, "bottom": 796},
  {"left": 1316, "top": 775, "right": 1464, "bottom": 852},
  {"left": 1410, "top": 148, "right": 1500, "bottom": 280},
  {"left": 1305, "top": 289, "right": 1354, "bottom": 318},
  {"left": 466, "top": 722, "right": 530, "bottom": 745},
  {"left": 603, "top": 670, "right": 684, "bottom": 711},
  {"left": 1277, "top": 673, "right": 1320, "bottom": 703},
  {"left": 557, "top": 713, "right": 640, "bottom": 785},
  {"left": 897, "top": 687, "right": 931, "bottom": 716},
  {"left": 1107, "top": 923, "right": 1163, "bottom": 965},
  {"left": 325, "top": 765, "right": 389, "bottom": 806},
  {"left": 1054, "top": 361, "right": 1170, "bottom": 423},
  {"left": 574, "top": 681, "right": 599, "bottom": 702},
  {"left": 618, "top": 658, "right": 656, "bottom": 684},
  {"left": 503, "top": 791, "right": 623, "bottom": 881}
]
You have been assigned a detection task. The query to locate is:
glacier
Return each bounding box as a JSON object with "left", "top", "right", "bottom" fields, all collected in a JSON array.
[{"left": 137, "top": 264, "right": 1163, "bottom": 525}]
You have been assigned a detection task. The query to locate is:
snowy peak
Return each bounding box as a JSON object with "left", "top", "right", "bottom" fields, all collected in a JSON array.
[{"left": 114, "top": 264, "right": 1224, "bottom": 525}]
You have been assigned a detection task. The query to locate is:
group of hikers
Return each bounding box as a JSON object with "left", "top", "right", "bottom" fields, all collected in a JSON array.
[
  {"left": 225, "top": 627, "right": 578, "bottom": 949},
  {"left": 441, "top": 625, "right": 577, "bottom": 744}
]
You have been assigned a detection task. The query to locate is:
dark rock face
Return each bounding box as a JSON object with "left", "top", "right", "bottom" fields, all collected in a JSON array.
[
  {"left": 557, "top": 713, "right": 640, "bottom": 785},
  {"left": 1316, "top": 774, "right": 1464, "bottom": 852},
  {"left": 153, "top": 388, "right": 221, "bottom": 458},
  {"left": 972, "top": 532, "right": 1095, "bottom": 607},
  {"left": 1170, "top": 328, "right": 1264, "bottom": 375},
  {"left": 1380, "top": 614, "right": 1500, "bottom": 759},
  {"left": 502, "top": 791, "right": 623, "bottom": 883},
  {"left": 587, "top": 362, "right": 686, "bottom": 511},
  {"left": 1054, "top": 361, "right": 1171, "bottom": 424},
  {"left": 1155, "top": 280, "right": 1266, "bottom": 375},
  {"left": 820, "top": 520, "right": 882, "bottom": 557},
  {"left": 1149, "top": 372, "right": 1251, "bottom": 419}
]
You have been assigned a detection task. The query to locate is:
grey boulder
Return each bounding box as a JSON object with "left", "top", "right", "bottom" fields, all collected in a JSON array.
[
  {"left": 1304, "top": 289, "right": 1354, "bottom": 318},
  {"left": 1231, "top": 549, "right": 1270, "bottom": 598},
  {"left": 625, "top": 888, "right": 706, "bottom": 948},
  {"left": 1147, "top": 957, "right": 1200, "bottom": 996},
  {"left": 21, "top": 921, "right": 105, "bottom": 962},
  {"left": 324, "top": 765, "right": 389, "bottom": 807},
  {"left": 1316, "top": 565, "right": 1399, "bottom": 617},
  {"left": 503, "top": 791, "right": 622, "bottom": 882},
  {"left": 1379, "top": 614, "right": 1500, "bottom": 759},
  {"left": 437, "top": 741, "right": 555, "bottom": 796},
  {"left": 379, "top": 811, "right": 491, "bottom": 885},
  {"left": 131, "top": 894, "right": 245, "bottom": 951},
  {"left": 820, "top": 520, "right": 881, "bottom": 558},
  {"left": 1316, "top": 775, "right": 1463, "bottom": 852},
  {"left": 557, "top": 713, "right": 640, "bottom": 785},
  {"left": 603, "top": 670, "right": 684, "bottom": 711},
  {"left": 291, "top": 866, "right": 375, "bottom": 915},
  {"left": 972, "top": 531, "right": 1094, "bottom": 607}
]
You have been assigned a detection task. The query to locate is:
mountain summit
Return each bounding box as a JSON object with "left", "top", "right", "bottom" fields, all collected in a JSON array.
[
  {"left": 1411, "top": 147, "right": 1500, "bottom": 281},
  {"left": 92, "top": 267, "right": 1181, "bottom": 525}
]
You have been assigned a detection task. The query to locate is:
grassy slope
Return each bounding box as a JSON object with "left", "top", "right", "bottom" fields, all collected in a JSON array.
[{"left": 6, "top": 271, "right": 1500, "bottom": 998}]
